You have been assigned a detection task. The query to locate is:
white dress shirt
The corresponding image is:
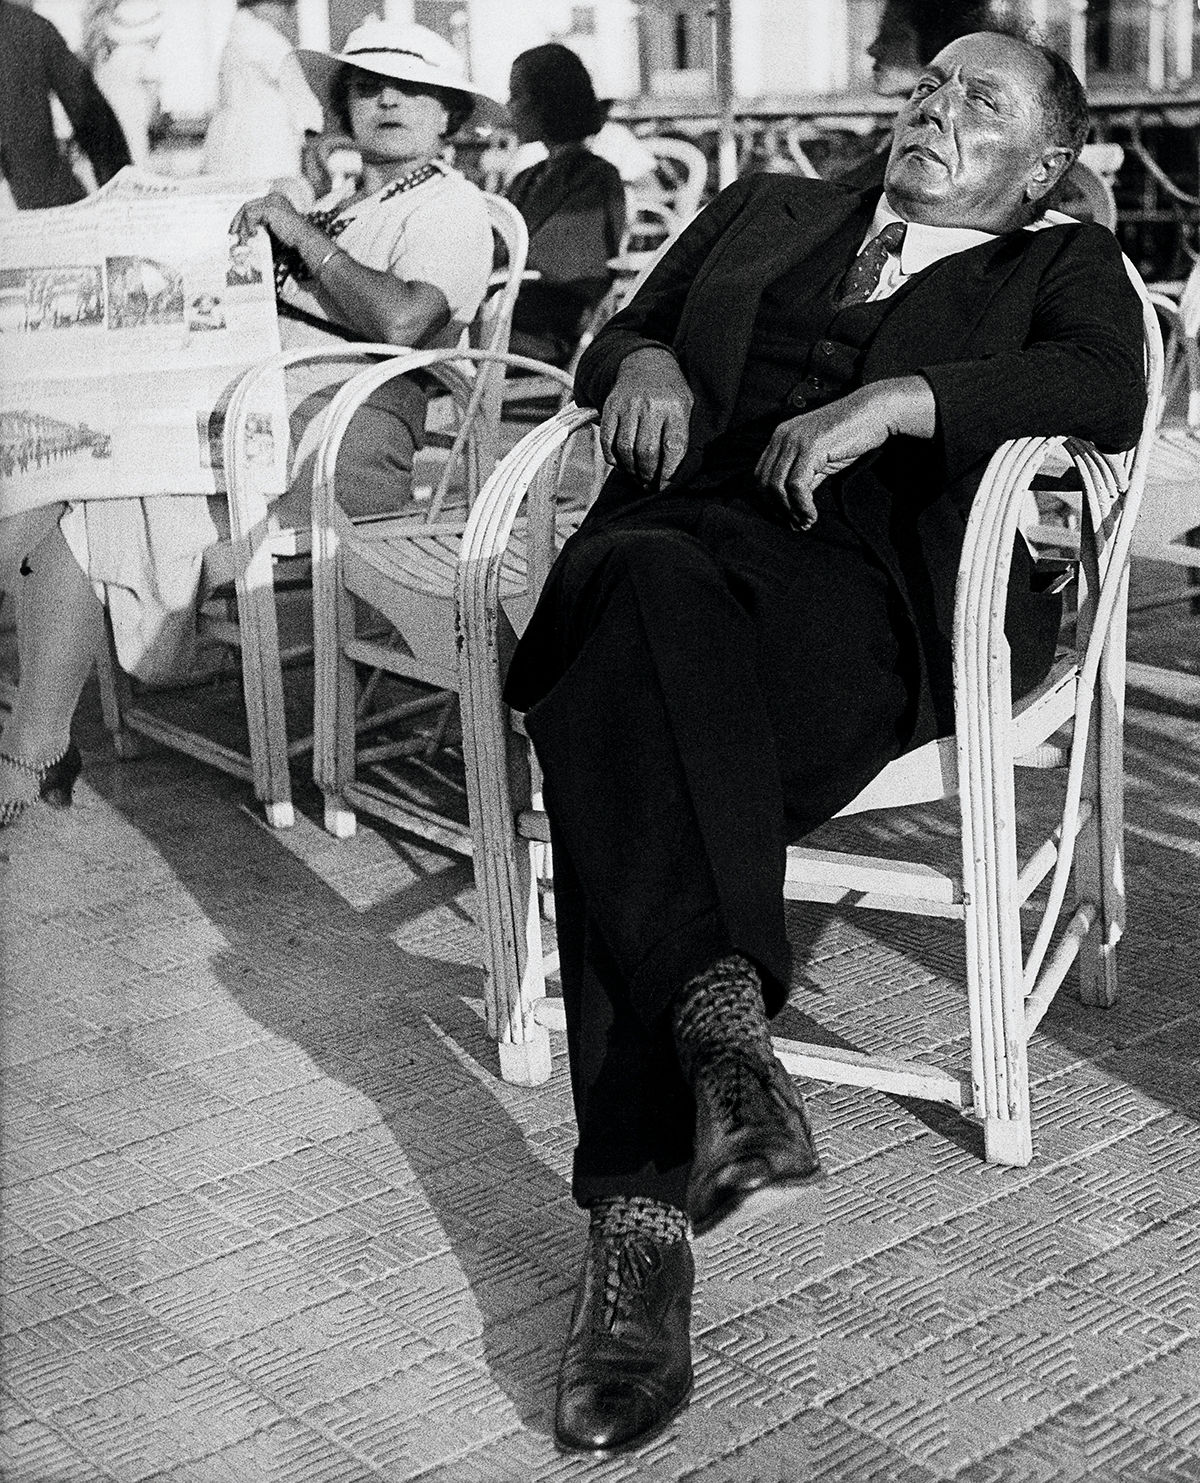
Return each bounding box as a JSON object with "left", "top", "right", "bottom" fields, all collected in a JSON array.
[{"left": 862, "top": 195, "right": 998, "bottom": 302}]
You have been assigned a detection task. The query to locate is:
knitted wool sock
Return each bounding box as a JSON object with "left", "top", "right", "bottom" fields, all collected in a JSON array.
[
  {"left": 589, "top": 1195, "right": 691, "bottom": 1245},
  {"left": 671, "top": 953, "right": 773, "bottom": 1081}
]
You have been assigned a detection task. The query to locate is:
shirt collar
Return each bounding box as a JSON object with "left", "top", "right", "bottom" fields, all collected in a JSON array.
[{"left": 870, "top": 194, "right": 998, "bottom": 277}]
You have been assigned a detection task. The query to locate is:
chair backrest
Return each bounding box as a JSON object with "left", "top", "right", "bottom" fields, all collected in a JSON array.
[
  {"left": 1170, "top": 253, "right": 1200, "bottom": 346},
  {"left": 1058, "top": 158, "right": 1118, "bottom": 232},
  {"left": 635, "top": 135, "right": 709, "bottom": 223},
  {"left": 425, "top": 193, "right": 529, "bottom": 516},
  {"left": 474, "top": 194, "right": 529, "bottom": 357},
  {"left": 619, "top": 199, "right": 680, "bottom": 261}
]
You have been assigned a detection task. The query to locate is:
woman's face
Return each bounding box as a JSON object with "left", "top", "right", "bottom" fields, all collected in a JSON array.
[
  {"left": 506, "top": 63, "right": 541, "bottom": 144},
  {"left": 347, "top": 72, "right": 450, "bottom": 166}
]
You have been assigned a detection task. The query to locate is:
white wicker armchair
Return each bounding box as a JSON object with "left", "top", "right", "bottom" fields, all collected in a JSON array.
[{"left": 455, "top": 267, "right": 1163, "bottom": 1152}]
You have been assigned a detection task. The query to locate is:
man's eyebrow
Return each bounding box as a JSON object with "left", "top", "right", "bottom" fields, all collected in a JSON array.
[{"left": 917, "top": 63, "right": 1012, "bottom": 94}]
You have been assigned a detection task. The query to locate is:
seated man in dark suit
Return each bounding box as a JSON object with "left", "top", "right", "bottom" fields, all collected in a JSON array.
[{"left": 502, "top": 28, "right": 1146, "bottom": 1456}]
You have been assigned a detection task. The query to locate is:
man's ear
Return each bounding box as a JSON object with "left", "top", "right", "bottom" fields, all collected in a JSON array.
[{"left": 1026, "top": 146, "right": 1074, "bottom": 205}]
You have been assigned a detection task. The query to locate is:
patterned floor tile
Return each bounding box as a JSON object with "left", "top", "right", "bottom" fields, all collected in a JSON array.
[{"left": 49, "top": 1353, "right": 282, "bottom": 1483}]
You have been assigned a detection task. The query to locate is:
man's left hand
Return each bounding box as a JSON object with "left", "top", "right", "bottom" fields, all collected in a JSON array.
[{"left": 754, "top": 375, "right": 937, "bottom": 531}]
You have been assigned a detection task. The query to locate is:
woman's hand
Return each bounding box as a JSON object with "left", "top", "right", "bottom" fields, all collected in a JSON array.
[
  {"left": 755, "top": 375, "right": 937, "bottom": 531},
  {"left": 229, "top": 191, "right": 310, "bottom": 251},
  {"left": 600, "top": 347, "right": 694, "bottom": 490}
]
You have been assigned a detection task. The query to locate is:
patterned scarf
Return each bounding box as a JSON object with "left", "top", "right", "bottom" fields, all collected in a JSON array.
[{"left": 273, "top": 161, "right": 441, "bottom": 298}]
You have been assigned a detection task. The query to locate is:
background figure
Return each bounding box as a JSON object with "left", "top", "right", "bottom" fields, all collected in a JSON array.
[
  {"left": 505, "top": 43, "right": 627, "bottom": 367},
  {"left": 507, "top": 105, "right": 657, "bottom": 189},
  {"left": 81, "top": 0, "right": 162, "bottom": 166},
  {"left": 867, "top": 0, "right": 1030, "bottom": 95},
  {"left": 0, "top": 18, "right": 498, "bottom": 829},
  {"left": 202, "top": 0, "right": 323, "bottom": 191},
  {"left": 838, "top": 0, "right": 1039, "bottom": 189},
  {"left": 0, "top": 0, "right": 131, "bottom": 211}
]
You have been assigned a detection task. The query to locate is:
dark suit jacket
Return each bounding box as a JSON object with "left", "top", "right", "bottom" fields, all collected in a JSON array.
[
  {"left": 572, "top": 173, "right": 1147, "bottom": 740},
  {"left": 0, "top": 0, "right": 131, "bottom": 209}
]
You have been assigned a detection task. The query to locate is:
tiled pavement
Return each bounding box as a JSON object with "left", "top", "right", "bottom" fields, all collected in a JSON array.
[{"left": 2, "top": 586, "right": 1199, "bottom": 1481}]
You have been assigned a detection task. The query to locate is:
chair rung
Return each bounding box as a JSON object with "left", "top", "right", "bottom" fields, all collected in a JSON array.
[
  {"left": 120, "top": 709, "right": 253, "bottom": 781},
  {"left": 1015, "top": 743, "right": 1069, "bottom": 768},
  {"left": 517, "top": 808, "right": 551, "bottom": 842},
  {"left": 783, "top": 847, "right": 964, "bottom": 918},
  {"left": 342, "top": 781, "right": 472, "bottom": 856},
  {"left": 344, "top": 638, "right": 455, "bottom": 690},
  {"left": 1024, "top": 902, "right": 1097, "bottom": 1032},
  {"left": 770, "top": 1036, "right": 973, "bottom": 1109}
]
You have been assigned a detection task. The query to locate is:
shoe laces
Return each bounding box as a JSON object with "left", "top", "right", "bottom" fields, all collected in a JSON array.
[
  {"left": 707, "top": 1052, "right": 768, "bottom": 1124},
  {"left": 596, "top": 1235, "right": 661, "bottom": 1333}
]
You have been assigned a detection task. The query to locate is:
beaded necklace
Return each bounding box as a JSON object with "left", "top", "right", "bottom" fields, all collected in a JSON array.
[{"left": 273, "top": 160, "right": 442, "bottom": 297}]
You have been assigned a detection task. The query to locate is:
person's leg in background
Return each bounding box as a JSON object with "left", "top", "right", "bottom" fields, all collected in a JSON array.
[{"left": 1, "top": 509, "right": 100, "bottom": 825}]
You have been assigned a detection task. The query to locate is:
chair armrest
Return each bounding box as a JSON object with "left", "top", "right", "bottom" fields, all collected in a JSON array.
[
  {"left": 953, "top": 432, "right": 1140, "bottom": 997},
  {"left": 222, "top": 342, "right": 419, "bottom": 546},
  {"left": 457, "top": 404, "right": 598, "bottom": 622},
  {"left": 310, "top": 347, "right": 576, "bottom": 548}
]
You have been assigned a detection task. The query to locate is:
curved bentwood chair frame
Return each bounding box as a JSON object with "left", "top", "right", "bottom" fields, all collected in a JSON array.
[{"left": 455, "top": 260, "right": 1163, "bottom": 1164}]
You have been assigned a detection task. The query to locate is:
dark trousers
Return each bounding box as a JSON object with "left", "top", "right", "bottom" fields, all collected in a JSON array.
[{"left": 520, "top": 485, "right": 917, "bottom": 1208}]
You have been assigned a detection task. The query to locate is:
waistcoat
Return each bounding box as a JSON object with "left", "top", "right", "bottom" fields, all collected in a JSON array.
[{"left": 698, "top": 206, "right": 920, "bottom": 482}]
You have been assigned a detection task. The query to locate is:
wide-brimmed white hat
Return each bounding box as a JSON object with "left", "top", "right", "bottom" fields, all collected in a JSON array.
[{"left": 298, "top": 19, "right": 502, "bottom": 130}]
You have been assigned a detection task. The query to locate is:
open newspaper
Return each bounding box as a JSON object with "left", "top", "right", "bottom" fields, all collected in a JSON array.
[{"left": 0, "top": 167, "right": 288, "bottom": 518}]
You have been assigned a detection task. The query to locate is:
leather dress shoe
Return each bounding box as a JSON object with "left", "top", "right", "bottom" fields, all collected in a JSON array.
[
  {"left": 687, "top": 1050, "right": 823, "bottom": 1236},
  {"left": 555, "top": 1229, "right": 694, "bottom": 1454}
]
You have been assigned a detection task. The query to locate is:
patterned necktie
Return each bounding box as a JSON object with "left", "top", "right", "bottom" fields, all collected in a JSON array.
[{"left": 835, "top": 221, "right": 907, "bottom": 308}]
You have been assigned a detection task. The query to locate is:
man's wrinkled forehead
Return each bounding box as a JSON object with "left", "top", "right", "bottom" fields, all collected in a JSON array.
[{"left": 920, "top": 32, "right": 1050, "bottom": 112}]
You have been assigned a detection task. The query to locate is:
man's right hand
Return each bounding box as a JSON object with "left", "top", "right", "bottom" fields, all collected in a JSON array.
[{"left": 599, "top": 347, "right": 694, "bottom": 490}]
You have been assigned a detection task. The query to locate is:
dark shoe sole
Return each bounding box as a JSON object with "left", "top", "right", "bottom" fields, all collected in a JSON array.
[
  {"left": 554, "top": 1374, "right": 694, "bottom": 1457},
  {"left": 692, "top": 1164, "right": 827, "bottom": 1241}
]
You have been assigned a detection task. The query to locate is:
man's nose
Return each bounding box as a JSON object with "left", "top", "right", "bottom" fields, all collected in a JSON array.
[{"left": 915, "top": 83, "right": 954, "bottom": 127}]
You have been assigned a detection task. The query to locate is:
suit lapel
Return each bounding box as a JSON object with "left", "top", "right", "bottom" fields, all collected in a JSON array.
[{"left": 861, "top": 228, "right": 1058, "bottom": 379}]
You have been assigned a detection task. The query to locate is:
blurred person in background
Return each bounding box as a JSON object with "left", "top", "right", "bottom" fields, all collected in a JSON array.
[
  {"left": 0, "top": 0, "right": 130, "bottom": 211},
  {"left": 0, "top": 21, "right": 496, "bottom": 827},
  {"left": 81, "top": 0, "right": 162, "bottom": 166},
  {"left": 202, "top": 0, "right": 323, "bottom": 195},
  {"left": 867, "top": 0, "right": 1028, "bottom": 96},
  {"left": 505, "top": 44, "right": 627, "bottom": 367}
]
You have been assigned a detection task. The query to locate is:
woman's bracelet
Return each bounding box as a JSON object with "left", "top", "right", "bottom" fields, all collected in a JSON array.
[{"left": 314, "top": 244, "right": 342, "bottom": 281}]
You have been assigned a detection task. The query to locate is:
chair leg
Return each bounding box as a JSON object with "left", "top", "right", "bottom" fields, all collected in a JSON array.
[
  {"left": 983, "top": 1113, "right": 1033, "bottom": 1166},
  {"left": 233, "top": 548, "right": 294, "bottom": 829},
  {"left": 460, "top": 624, "right": 551, "bottom": 1086},
  {"left": 497, "top": 842, "right": 553, "bottom": 1086},
  {"left": 1076, "top": 616, "right": 1126, "bottom": 1009},
  {"left": 95, "top": 616, "right": 149, "bottom": 760},
  {"left": 960, "top": 674, "right": 1034, "bottom": 1166},
  {"left": 315, "top": 566, "right": 359, "bottom": 839}
]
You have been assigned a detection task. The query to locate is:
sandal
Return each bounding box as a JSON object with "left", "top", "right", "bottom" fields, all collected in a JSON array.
[{"left": 0, "top": 743, "right": 83, "bottom": 828}]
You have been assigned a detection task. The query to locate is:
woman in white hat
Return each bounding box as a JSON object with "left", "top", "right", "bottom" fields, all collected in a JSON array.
[
  {"left": 226, "top": 17, "right": 498, "bottom": 515},
  {"left": 0, "top": 21, "right": 498, "bottom": 828}
]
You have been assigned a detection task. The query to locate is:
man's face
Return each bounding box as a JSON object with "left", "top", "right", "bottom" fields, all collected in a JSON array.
[{"left": 883, "top": 32, "right": 1069, "bottom": 233}]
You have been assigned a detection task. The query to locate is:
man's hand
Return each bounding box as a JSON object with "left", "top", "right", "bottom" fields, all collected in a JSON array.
[
  {"left": 755, "top": 375, "right": 937, "bottom": 530},
  {"left": 600, "top": 347, "right": 694, "bottom": 490}
]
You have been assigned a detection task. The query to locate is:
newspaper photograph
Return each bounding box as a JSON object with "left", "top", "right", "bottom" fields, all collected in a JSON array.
[{"left": 0, "top": 168, "right": 287, "bottom": 517}]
